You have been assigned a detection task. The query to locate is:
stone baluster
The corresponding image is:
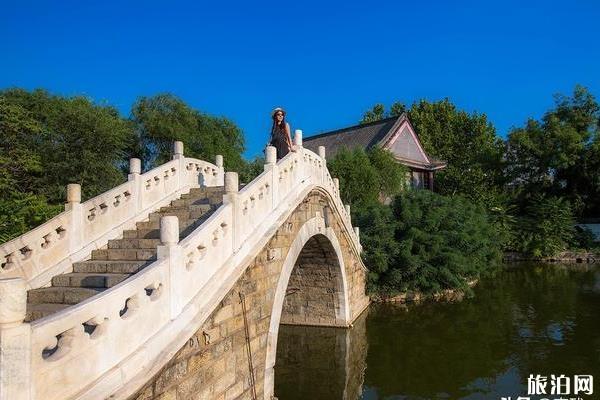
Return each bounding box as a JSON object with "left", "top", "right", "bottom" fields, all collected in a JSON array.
[
  {"left": 215, "top": 155, "right": 225, "bottom": 186},
  {"left": 354, "top": 226, "right": 361, "bottom": 252},
  {"left": 128, "top": 158, "right": 141, "bottom": 178},
  {"left": 66, "top": 183, "right": 81, "bottom": 207},
  {"left": 224, "top": 172, "right": 239, "bottom": 199},
  {"left": 293, "top": 129, "right": 304, "bottom": 180},
  {"left": 66, "top": 183, "right": 83, "bottom": 254},
  {"left": 333, "top": 178, "right": 340, "bottom": 192},
  {"left": 0, "top": 278, "right": 31, "bottom": 400},
  {"left": 318, "top": 145, "right": 326, "bottom": 159},
  {"left": 293, "top": 129, "right": 303, "bottom": 147},
  {"left": 172, "top": 141, "right": 185, "bottom": 189},
  {"left": 128, "top": 158, "right": 143, "bottom": 213},
  {"left": 157, "top": 216, "right": 183, "bottom": 319},
  {"left": 345, "top": 204, "right": 351, "bottom": 223},
  {"left": 172, "top": 141, "right": 184, "bottom": 160},
  {"left": 318, "top": 146, "right": 326, "bottom": 184},
  {"left": 354, "top": 226, "right": 360, "bottom": 238},
  {"left": 264, "top": 145, "right": 279, "bottom": 207},
  {"left": 224, "top": 172, "right": 240, "bottom": 251}
]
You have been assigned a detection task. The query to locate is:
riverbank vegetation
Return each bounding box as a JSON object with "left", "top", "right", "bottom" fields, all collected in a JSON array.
[
  {"left": 1, "top": 85, "right": 599, "bottom": 296},
  {"left": 344, "top": 85, "right": 599, "bottom": 295},
  {"left": 361, "top": 86, "right": 599, "bottom": 248},
  {"left": 328, "top": 148, "right": 502, "bottom": 296}
]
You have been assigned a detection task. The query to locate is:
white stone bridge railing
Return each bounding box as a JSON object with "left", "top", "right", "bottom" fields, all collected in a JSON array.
[
  {"left": 0, "top": 142, "right": 224, "bottom": 289},
  {"left": 0, "top": 131, "right": 362, "bottom": 400}
]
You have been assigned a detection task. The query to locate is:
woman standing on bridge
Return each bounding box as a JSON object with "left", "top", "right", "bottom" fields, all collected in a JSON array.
[{"left": 269, "top": 107, "right": 294, "bottom": 160}]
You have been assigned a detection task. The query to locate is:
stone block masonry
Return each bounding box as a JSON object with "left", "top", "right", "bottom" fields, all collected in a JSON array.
[
  {"left": 0, "top": 142, "right": 366, "bottom": 400},
  {"left": 130, "top": 190, "right": 369, "bottom": 400}
]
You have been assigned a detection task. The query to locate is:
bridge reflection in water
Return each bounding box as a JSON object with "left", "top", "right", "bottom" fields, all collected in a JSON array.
[{"left": 275, "top": 309, "right": 368, "bottom": 400}]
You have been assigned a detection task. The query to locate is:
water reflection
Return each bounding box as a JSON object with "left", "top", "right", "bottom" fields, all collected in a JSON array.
[
  {"left": 275, "top": 310, "right": 368, "bottom": 400},
  {"left": 275, "top": 263, "right": 600, "bottom": 399}
]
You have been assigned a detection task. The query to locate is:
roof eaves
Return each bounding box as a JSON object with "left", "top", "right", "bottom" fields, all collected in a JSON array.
[{"left": 303, "top": 115, "right": 401, "bottom": 142}]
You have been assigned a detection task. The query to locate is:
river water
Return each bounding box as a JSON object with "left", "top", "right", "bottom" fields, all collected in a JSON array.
[{"left": 274, "top": 263, "right": 600, "bottom": 399}]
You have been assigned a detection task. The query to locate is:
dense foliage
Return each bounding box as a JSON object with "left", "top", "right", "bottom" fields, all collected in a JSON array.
[
  {"left": 512, "top": 196, "right": 576, "bottom": 257},
  {"left": 0, "top": 89, "right": 135, "bottom": 242},
  {"left": 1, "top": 84, "right": 599, "bottom": 297},
  {"left": 1, "top": 89, "right": 135, "bottom": 203},
  {"left": 383, "top": 191, "right": 501, "bottom": 294},
  {"left": 361, "top": 99, "right": 505, "bottom": 207},
  {"left": 0, "top": 89, "right": 248, "bottom": 242},
  {"left": 131, "top": 94, "right": 246, "bottom": 172},
  {"left": 360, "top": 85, "right": 600, "bottom": 259},
  {"left": 372, "top": 191, "right": 504, "bottom": 293},
  {"left": 328, "top": 147, "right": 501, "bottom": 295},
  {"left": 327, "top": 147, "right": 407, "bottom": 208}
]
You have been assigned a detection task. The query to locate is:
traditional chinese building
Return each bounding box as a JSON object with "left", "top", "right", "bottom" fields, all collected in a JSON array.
[{"left": 303, "top": 114, "right": 447, "bottom": 190}]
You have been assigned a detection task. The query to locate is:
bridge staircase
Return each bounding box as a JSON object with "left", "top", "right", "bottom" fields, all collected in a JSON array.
[
  {"left": 26, "top": 186, "right": 225, "bottom": 322},
  {"left": 0, "top": 133, "right": 364, "bottom": 400}
]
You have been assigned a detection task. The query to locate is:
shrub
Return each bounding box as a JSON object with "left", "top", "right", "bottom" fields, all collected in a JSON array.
[
  {"left": 514, "top": 195, "right": 575, "bottom": 257},
  {"left": 328, "top": 147, "right": 407, "bottom": 208},
  {"left": 374, "top": 190, "right": 501, "bottom": 295}
]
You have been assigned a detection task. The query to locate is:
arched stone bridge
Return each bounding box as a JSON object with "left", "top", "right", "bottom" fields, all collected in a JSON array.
[{"left": 0, "top": 131, "right": 369, "bottom": 400}]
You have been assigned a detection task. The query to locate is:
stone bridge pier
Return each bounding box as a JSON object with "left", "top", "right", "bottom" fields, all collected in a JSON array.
[{"left": 131, "top": 190, "right": 369, "bottom": 400}]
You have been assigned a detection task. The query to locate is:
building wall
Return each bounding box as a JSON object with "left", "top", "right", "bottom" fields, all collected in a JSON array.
[{"left": 387, "top": 125, "right": 429, "bottom": 163}]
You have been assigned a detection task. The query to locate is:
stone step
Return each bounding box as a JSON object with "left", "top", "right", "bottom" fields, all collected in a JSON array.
[
  {"left": 51, "top": 272, "right": 131, "bottom": 288},
  {"left": 170, "top": 198, "right": 207, "bottom": 208},
  {"left": 23, "top": 186, "right": 225, "bottom": 321},
  {"left": 28, "top": 287, "right": 105, "bottom": 305},
  {"left": 172, "top": 194, "right": 223, "bottom": 207},
  {"left": 91, "top": 248, "right": 157, "bottom": 261},
  {"left": 148, "top": 209, "right": 207, "bottom": 222},
  {"left": 135, "top": 218, "right": 195, "bottom": 231},
  {"left": 26, "top": 303, "right": 71, "bottom": 322},
  {"left": 108, "top": 238, "right": 161, "bottom": 249},
  {"left": 73, "top": 260, "right": 149, "bottom": 274},
  {"left": 189, "top": 186, "right": 225, "bottom": 195},
  {"left": 158, "top": 204, "right": 212, "bottom": 213},
  {"left": 122, "top": 228, "right": 160, "bottom": 239}
]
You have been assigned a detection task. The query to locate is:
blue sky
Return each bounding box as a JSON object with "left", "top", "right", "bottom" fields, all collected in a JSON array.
[{"left": 2, "top": 0, "right": 599, "bottom": 157}]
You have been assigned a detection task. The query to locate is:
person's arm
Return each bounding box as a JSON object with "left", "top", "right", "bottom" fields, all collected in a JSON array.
[{"left": 285, "top": 123, "right": 295, "bottom": 151}]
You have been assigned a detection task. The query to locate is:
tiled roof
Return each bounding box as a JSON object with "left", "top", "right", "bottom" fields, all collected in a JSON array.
[
  {"left": 303, "top": 116, "right": 400, "bottom": 158},
  {"left": 303, "top": 114, "right": 447, "bottom": 171}
]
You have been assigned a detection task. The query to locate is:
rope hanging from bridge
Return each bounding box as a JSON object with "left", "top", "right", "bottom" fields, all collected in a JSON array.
[{"left": 239, "top": 291, "right": 258, "bottom": 400}]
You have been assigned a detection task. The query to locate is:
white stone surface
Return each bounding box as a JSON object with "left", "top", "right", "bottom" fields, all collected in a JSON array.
[
  {"left": 0, "top": 142, "right": 362, "bottom": 400},
  {"left": 160, "top": 216, "right": 179, "bottom": 245},
  {"left": 0, "top": 278, "right": 26, "bottom": 325},
  {"left": 0, "top": 156, "right": 223, "bottom": 289}
]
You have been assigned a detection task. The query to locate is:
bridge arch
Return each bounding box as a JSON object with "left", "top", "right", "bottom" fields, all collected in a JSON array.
[
  {"left": 0, "top": 142, "right": 371, "bottom": 400},
  {"left": 264, "top": 215, "right": 351, "bottom": 399}
]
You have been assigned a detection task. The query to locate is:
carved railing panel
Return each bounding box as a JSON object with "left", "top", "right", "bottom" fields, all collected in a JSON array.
[{"left": 0, "top": 136, "right": 361, "bottom": 400}]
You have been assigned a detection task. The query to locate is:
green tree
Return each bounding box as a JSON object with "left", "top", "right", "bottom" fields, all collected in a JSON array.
[
  {"left": 514, "top": 195, "right": 576, "bottom": 257},
  {"left": 408, "top": 99, "right": 505, "bottom": 207},
  {"left": 0, "top": 98, "right": 61, "bottom": 242},
  {"left": 367, "top": 147, "right": 407, "bottom": 201},
  {"left": 327, "top": 147, "right": 407, "bottom": 208},
  {"left": 506, "top": 85, "right": 600, "bottom": 217},
  {"left": 382, "top": 190, "right": 501, "bottom": 295},
  {"left": 352, "top": 203, "right": 398, "bottom": 292},
  {"left": 131, "top": 94, "right": 246, "bottom": 172},
  {"left": 360, "top": 103, "right": 386, "bottom": 124},
  {"left": 1, "top": 88, "right": 135, "bottom": 203},
  {"left": 327, "top": 148, "right": 381, "bottom": 207},
  {"left": 361, "top": 101, "right": 406, "bottom": 124},
  {"left": 239, "top": 156, "right": 265, "bottom": 184},
  {"left": 360, "top": 99, "right": 506, "bottom": 207}
]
